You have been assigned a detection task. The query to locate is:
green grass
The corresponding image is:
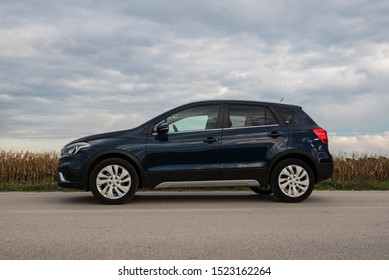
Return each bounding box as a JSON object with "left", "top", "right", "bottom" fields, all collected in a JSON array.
[
  {"left": 315, "top": 181, "right": 389, "bottom": 191},
  {"left": 0, "top": 182, "right": 79, "bottom": 192}
]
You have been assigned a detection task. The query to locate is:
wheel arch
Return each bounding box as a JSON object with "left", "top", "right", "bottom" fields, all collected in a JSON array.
[
  {"left": 267, "top": 150, "right": 319, "bottom": 184},
  {"left": 85, "top": 150, "right": 146, "bottom": 191}
]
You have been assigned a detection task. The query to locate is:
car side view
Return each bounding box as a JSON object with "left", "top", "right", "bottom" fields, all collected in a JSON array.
[{"left": 58, "top": 100, "right": 333, "bottom": 204}]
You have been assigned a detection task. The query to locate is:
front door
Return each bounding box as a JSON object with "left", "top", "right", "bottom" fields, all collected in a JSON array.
[{"left": 146, "top": 104, "right": 222, "bottom": 182}]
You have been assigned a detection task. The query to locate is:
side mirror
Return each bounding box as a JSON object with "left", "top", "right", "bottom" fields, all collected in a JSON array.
[
  {"left": 157, "top": 123, "right": 169, "bottom": 134},
  {"left": 155, "top": 123, "right": 169, "bottom": 141}
]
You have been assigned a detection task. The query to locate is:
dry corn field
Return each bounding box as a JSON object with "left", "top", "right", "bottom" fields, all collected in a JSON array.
[
  {"left": 0, "top": 150, "right": 58, "bottom": 184},
  {"left": 331, "top": 153, "right": 389, "bottom": 182},
  {"left": 0, "top": 150, "right": 388, "bottom": 185}
]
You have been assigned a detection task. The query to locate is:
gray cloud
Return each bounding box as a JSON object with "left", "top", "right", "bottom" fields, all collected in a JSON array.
[{"left": 0, "top": 0, "right": 388, "bottom": 153}]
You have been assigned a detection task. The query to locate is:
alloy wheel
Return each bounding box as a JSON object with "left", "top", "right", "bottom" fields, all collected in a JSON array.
[
  {"left": 278, "top": 164, "right": 310, "bottom": 197},
  {"left": 96, "top": 164, "right": 132, "bottom": 199}
]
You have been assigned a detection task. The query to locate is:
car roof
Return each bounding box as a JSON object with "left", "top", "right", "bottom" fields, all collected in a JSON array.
[{"left": 178, "top": 99, "right": 302, "bottom": 109}]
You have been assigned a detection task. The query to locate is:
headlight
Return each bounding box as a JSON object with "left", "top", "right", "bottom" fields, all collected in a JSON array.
[{"left": 61, "top": 142, "right": 91, "bottom": 157}]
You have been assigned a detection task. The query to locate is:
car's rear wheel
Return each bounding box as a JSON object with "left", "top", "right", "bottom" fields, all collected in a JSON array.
[
  {"left": 250, "top": 185, "right": 272, "bottom": 195},
  {"left": 271, "top": 159, "right": 314, "bottom": 202},
  {"left": 90, "top": 158, "right": 138, "bottom": 204}
]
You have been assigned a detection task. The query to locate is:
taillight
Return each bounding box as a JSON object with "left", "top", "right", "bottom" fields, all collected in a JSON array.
[{"left": 313, "top": 128, "right": 328, "bottom": 144}]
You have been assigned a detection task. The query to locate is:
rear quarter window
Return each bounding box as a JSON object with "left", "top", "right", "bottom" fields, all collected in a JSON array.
[
  {"left": 275, "top": 107, "right": 317, "bottom": 126},
  {"left": 275, "top": 107, "right": 294, "bottom": 124}
]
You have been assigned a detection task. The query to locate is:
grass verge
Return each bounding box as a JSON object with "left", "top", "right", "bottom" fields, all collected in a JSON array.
[
  {"left": 315, "top": 181, "right": 389, "bottom": 191},
  {"left": 0, "top": 182, "right": 80, "bottom": 192}
]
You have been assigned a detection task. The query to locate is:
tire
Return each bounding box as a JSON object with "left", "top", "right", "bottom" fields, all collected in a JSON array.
[
  {"left": 90, "top": 158, "right": 138, "bottom": 204},
  {"left": 271, "top": 159, "right": 314, "bottom": 203},
  {"left": 250, "top": 185, "right": 273, "bottom": 195}
]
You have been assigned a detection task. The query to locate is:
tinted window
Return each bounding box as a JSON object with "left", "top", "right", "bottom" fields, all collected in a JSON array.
[
  {"left": 228, "top": 105, "right": 278, "bottom": 128},
  {"left": 154, "top": 105, "right": 219, "bottom": 133},
  {"left": 294, "top": 109, "right": 317, "bottom": 125},
  {"left": 275, "top": 107, "right": 295, "bottom": 124},
  {"left": 275, "top": 107, "right": 316, "bottom": 125}
]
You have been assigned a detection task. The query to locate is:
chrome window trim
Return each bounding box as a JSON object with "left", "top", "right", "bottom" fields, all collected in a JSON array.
[
  {"left": 152, "top": 128, "right": 223, "bottom": 136},
  {"left": 223, "top": 124, "right": 280, "bottom": 130},
  {"left": 152, "top": 124, "right": 280, "bottom": 135}
]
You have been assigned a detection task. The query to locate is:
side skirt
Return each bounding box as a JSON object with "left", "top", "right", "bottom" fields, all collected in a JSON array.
[{"left": 154, "top": 179, "right": 260, "bottom": 189}]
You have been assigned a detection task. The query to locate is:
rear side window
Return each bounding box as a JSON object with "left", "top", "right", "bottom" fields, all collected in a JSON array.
[
  {"left": 275, "top": 107, "right": 295, "bottom": 124},
  {"left": 275, "top": 107, "right": 316, "bottom": 126},
  {"left": 228, "top": 105, "right": 278, "bottom": 128}
]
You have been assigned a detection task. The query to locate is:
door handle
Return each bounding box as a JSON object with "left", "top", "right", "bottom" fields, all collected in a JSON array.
[
  {"left": 269, "top": 131, "right": 282, "bottom": 138},
  {"left": 203, "top": 137, "right": 219, "bottom": 143}
]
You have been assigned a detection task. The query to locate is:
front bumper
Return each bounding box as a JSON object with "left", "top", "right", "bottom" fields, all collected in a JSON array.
[
  {"left": 57, "top": 170, "right": 86, "bottom": 189},
  {"left": 57, "top": 156, "right": 88, "bottom": 189}
]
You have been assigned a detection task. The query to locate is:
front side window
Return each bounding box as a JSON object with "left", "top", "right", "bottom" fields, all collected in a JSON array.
[
  {"left": 154, "top": 105, "right": 220, "bottom": 133},
  {"left": 228, "top": 105, "right": 278, "bottom": 128}
]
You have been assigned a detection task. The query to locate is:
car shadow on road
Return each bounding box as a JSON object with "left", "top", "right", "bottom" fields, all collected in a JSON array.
[
  {"left": 57, "top": 191, "right": 278, "bottom": 205},
  {"left": 58, "top": 193, "right": 100, "bottom": 205},
  {"left": 130, "top": 192, "right": 328, "bottom": 205},
  {"left": 131, "top": 191, "right": 278, "bottom": 204},
  {"left": 57, "top": 190, "right": 328, "bottom": 206}
]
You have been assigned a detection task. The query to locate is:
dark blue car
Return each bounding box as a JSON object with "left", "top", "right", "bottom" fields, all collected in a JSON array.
[{"left": 58, "top": 100, "right": 333, "bottom": 204}]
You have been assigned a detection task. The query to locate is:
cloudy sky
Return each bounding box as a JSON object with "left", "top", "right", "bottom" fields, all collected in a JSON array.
[{"left": 0, "top": 0, "right": 388, "bottom": 155}]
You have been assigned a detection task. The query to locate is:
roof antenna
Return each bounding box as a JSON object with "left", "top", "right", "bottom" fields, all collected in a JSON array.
[{"left": 280, "top": 98, "right": 284, "bottom": 102}]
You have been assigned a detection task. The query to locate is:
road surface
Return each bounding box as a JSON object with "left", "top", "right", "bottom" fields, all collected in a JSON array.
[{"left": 0, "top": 191, "right": 388, "bottom": 259}]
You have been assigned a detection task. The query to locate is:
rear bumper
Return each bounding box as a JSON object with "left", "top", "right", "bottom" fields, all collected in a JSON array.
[{"left": 316, "top": 160, "right": 334, "bottom": 183}]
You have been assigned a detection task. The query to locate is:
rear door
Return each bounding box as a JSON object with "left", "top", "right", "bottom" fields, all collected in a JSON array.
[{"left": 220, "top": 103, "right": 288, "bottom": 181}]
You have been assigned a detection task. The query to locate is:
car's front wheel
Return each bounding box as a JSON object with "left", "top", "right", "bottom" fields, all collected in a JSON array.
[
  {"left": 90, "top": 158, "right": 138, "bottom": 204},
  {"left": 271, "top": 159, "right": 314, "bottom": 203}
]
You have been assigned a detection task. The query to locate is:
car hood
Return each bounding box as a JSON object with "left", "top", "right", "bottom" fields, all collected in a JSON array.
[{"left": 69, "top": 130, "right": 127, "bottom": 144}]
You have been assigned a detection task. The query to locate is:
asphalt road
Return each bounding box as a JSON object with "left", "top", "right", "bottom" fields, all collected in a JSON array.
[{"left": 0, "top": 191, "right": 388, "bottom": 260}]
